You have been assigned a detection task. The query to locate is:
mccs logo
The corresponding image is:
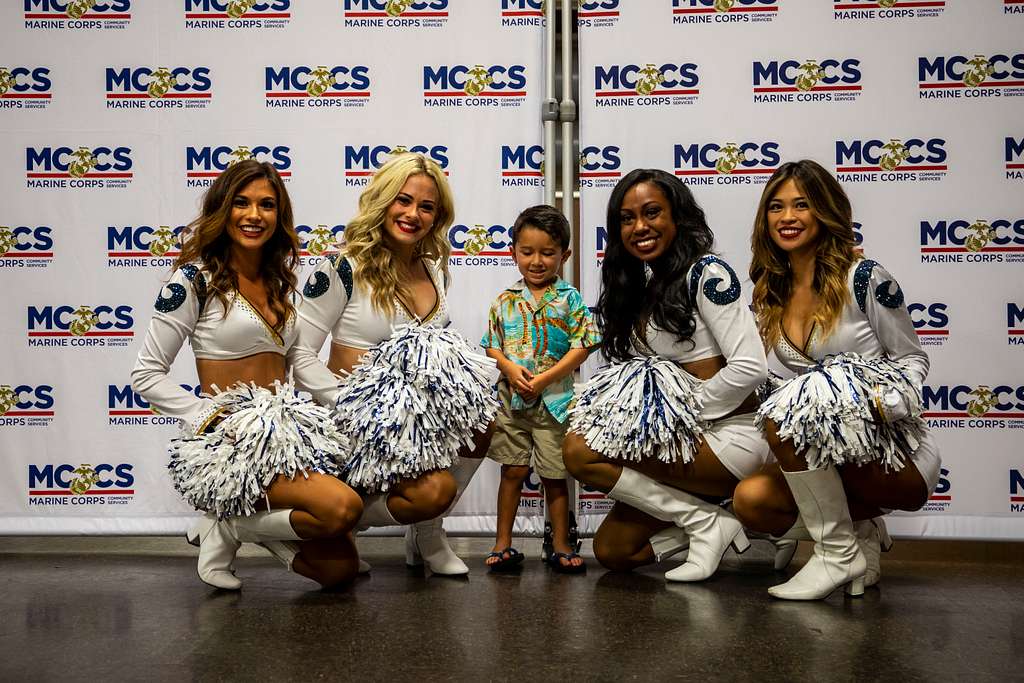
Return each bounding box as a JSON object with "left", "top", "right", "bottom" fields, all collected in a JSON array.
[
  {"left": 918, "top": 54, "right": 1024, "bottom": 97},
  {"left": 673, "top": 0, "right": 779, "bottom": 23},
  {"left": 579, "top": 145, "right": 622, "bottom": 188},
  {"left": 919, "top": 218, "right": 1024, "bottom": 264},
  {"left": 835, "top": 138, "right": 947, "bottom": 179},
  {"left": 343, "top": 144, "right": 448, "bottom": 184},
  {"left": 423, "top": 65, "right": 527, "bottom": 106},
  {"left": 1006, "top": 137, "right": 1024, "bottom": 179},
  {"left": 834, "top": 0, "right": 945, "bottom": 19},
  {"left": 24, "top": 0, "right": 132, "bottom": 26},
  {"left": 923, "top": 384, "right": 1024, "bottom": 427},
  {"left": 25, "top": 146, "right": 133, "bottom": 188},
  {"left": 185, "top": 0, "right": 291, "bottom": 23},
  {"left": 0, "top": 225, "right": 53, "bottom": 261},
  {"left": 105, "top": 67, "right": 213, "bottom": 108},
  {"left": 1008, "top": 303, "right": 1024, "bottom": 346},
  {"left": 108, "top": 384, "right": 194, "bottom": 426},
  {"left": 0, "top": 384, "right": 54, "bottom": 421},
  {"left": 296, "top": 224, "right": 346, "bottom": 258},
  {"left": 264, "top": 66, "right": 371, "bottom": 107},
  {"left": 578, "top": 0, "right": 619, "bottom": 26},
  {"left": 449, "top": 223, "right": 513, "bottom": 257},
  {"left": 0, "top": 67, "right": 52, "bottom": 109},
  {"left": 1010, "top": 470, "right": 1024, "bottom": 511},
  {"left": 501, "top": 145, "right": 544, "bottom": 186},
  {"left": 673, "top": 142, "right": 780, "bottom": 185},
  {"left": 28, "top": 463, "right": 135, "bottom": 503},
  {"left": 908, "top": 302, "right": 949, "bottom": 346},
  {"left": 501, "top": 0, "right": 544, "bottom": 25},
  {"left": 185, "top": 145, "right": 291, "bottom": 186},
  {"left": 752, "top": 58, "right": 862, "bottom": 102},
  {"left": 924, "top": 467, "right": 952, "bottom": 510},
  {"left": 343, "top": 0, "right": 448, "bottom": 19},
  {"left": 27, "top": 305, "right": 134, "bottom": 347},
  {"left": 107, "top": 225, "right": 186, "bottom": 267},
  {"left": 594, "top": 63, "right": 700, "bottom": 105}
]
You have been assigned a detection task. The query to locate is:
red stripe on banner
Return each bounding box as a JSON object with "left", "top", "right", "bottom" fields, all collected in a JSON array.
[
  {"left": 265, "top": 92, "right": 371, "bottom": 98},
  {"left": 106, "top": 93, "right": 211, "bottom": 99},
  {"left": 3, "top": 253, "right": 53, "bottom": 258},
  {"left": 4, "top": 411, "right": 54, "bottom": 416},
  {"left": 922, "top": 412, "right": 1024, "bottom": 418},
  {"left": 503, "top": 11, "right": 544, "bottom": 17},
  {"left": 26, "top": 173, "right": 133, "bottom": 178},
  {"left": 578, "top": 11, "right": 619, "bottom": 17},
  {"left": 929, "top": 495, "right": 952, "bottom": 501},
  {"left": 108, "top": 251, "right": 180, "bottom": 257},
  {"left": 0, "top": 94, "right": 51, "bottom": 99},
  {"left": 1008, "top": 330, "right": 1024, "bottom": 335},
  {"left": 916, "top": 330, "right": 949, "bottom": 335},
  {"left": 1006, "top": 164, "right": 1024, "bottom": 169},
  {"left": 835, "top": 166, "right": 947, "bottom": 172},
  {"left": 580, "top": 493, "right": 606, "bottom": 500},
  {"left": 24, "top": 13, "right": 132, "bottom": 18},
  {"left": 344, "top": 11, "right": 448, "bottom": 17},
  {"left": 579, "top": 172, "right": 621, "bottom": 178},
  {"left": 28, "top": 331, "right": 134, "bottom": 337},
  {"left": 30, "top": 490, "right": 135, "bottom": 496},
  {"left": 595, "top": 89, "right": 700, "bottom": 96},
  {"left": 108, "top": 410, "right": 153, "bottom": 416},
  {"left": 501, "top": 171, "right": 544, "bottom": 177},
  {"left": 185, "top": 13, "right": 290, "bottom": 18},
  {"left": 920, "top": 246, "right": 1024, "bottom": 253},
  {"left": 186, "top": 172, "right": 291, "bottom": 177},
  {"left": 449, "top": 251, "right": 510, "bottom": 257},
  {"left": 674, "top": 6, "right": 778, "bottom": 12},
  {"left": 423, "top": 92, "right": 527, "bottom": 97},
  {"left": 675, "top": 169, "right": 776, "bottom": 176},
  {"left": 753, "top": 85, "right": 862, "bottom": 93},
  {"left": 920, "top": 81, "right": 1024, "bottom": 89},
  {"left": 1012, "top": 496, "right": 1024, "bottom": 502},
  {"left": 834, "top": 2, "right": 943, "bottom": 7}
]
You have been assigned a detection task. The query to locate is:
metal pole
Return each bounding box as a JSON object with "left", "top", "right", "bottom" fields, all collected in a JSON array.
[
  {"left": 542, "top": 0, "right": 558, "bottom": 208},
  {"left": 560, "top": 0, "right": 577, "bottom": 287}
]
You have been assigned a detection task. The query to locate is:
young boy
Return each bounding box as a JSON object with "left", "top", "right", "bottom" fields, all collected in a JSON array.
[{"left": 480, "top": 205, "right": 601, "bottom": 573}]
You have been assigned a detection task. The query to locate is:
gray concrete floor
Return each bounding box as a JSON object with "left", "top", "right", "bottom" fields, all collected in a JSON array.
[{"left": 0, "top": 536, "right": 1021, "bottom": 681}]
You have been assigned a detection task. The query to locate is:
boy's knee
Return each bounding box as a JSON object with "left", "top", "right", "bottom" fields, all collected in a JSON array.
[{"left": 500, "top": 464, "right": 530, "bottom": 484}]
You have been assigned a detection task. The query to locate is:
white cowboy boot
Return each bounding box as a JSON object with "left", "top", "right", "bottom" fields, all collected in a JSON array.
[
  {"left": 768, "top": 467, "right": 867, "bottom": 600},
  {"left": 406, "top": 457, "right": 483, "bottom": 576},
  {"left": 608, "top": 468, "right": 749, "bottom": 582},
  {"left": 186, "top": 513, "right": 242, "bottom": 590}
]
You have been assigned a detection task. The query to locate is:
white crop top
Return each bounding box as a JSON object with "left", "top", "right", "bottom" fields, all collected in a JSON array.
[
  {"left": 131, "top": 264, "right": 298, "bottom": 435},
  {"left": 635, "top": 255, "right": 768, "bottom": 421},
  {"left": 773, "top": 259, "right": 929, "bottom": 420},
  {"left": 291, "top": 253, "right": 451, "bottom": 406}
]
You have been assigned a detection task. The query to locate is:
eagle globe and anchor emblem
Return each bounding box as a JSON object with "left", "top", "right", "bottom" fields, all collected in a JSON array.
[
  {"left": 875, "top": 0, "right": 897, "bottom": 7},
  {"left": 227, "top": 0, "right": 258, "bottom": 18},
  {"left": 964, "top": 219, "right": 996, "bottom": 253},
  {"left": 0, "top": 68, "right": 14, "bottom": 96},
  {"left": 714, "top": 143, "right": 745, "bottom": 174},
  {"left": 464, "top": 65, "right": 494, "bottom": 96},
  {"left": 966, "top": 386, "right": 997, "bottom": 418},
  {"left": 0, "top": 226, "right": 16, "bottom": 256},
  {"left": 463, "top": 225, "right": 491, "bottom": 257},
  {"left": 146, "top": 67, "right": 176, "bottom": 99},
  {"left": 795, "top": 60, "right": 825, "bottom": 92},
  {"left": 149, "top": 226, "right": 179, "bottom": 257},
  {"left": 69, "top": 147, "right": 98, "bottom": 179},
  {"left": 228, "top": 146, "right": 255, "bottom": 166},
  {"left": 305, "top": 225, "right": 335, "bottom": 257},
  {"left": 306, "top": 66, "right": 336, "bottom": 98},
  {"left": 963, "top": 55, "right": 994, "bottom": 88},
  {"left": 0, "top": 385, "right": 17, "bottom": 417},
  {"left": 69, "top": 464, "right": 100, "bottom": 496},
  {"left": 879, "top": 139, "right": 910, "bottom": 172},
  {"left": 386, "top": 0, "right": 414, "bottom": 16},
  {"left": 65, "top": 0, "right": 97, "bottom": 19},
  {"left": 69, "top": 306, "right": 99, "bottom": 337},
  {"left": 714, "top": 0, "right": 736, "bottom": 12},
  {"left": 636, "top": 64, "right": 665, "bottom": 96}
]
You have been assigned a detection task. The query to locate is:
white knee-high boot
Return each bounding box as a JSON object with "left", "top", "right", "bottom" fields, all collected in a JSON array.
[
  {"left": 768, "top": 467, "right": 867, "bottom": 600},
  {"left": 358, "top": 494, "right": 400, "bottom": 530},
  {"left": 406, "top": 457, "right": 484, "bottom": 576},
  {"left": 225, "top": 509, "right": 303, "bottom": 572},
  {"left": 854, "top": 516, "right": 893, "bottom": 587},
  {"left": 187, "top": 513, "right": 242, "bottom": 590},
  {"left": 608, "top": 468, "right": 750, "bottom": 582},
  {"left": 770, "top": 517, "right": 809, "bottom": 571}
]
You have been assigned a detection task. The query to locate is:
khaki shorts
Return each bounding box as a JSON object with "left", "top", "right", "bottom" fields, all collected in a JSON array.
[{"left": 487, "top": 383, "right": 568, "bottom": 480}]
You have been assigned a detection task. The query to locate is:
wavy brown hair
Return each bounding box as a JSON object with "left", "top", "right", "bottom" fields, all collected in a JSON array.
[
  {"left": 174, "top": 160, "right": 299, "bottom": 328},
  {"left": 750, "top": 159, "right": 860, "bottom": 348},
  {"left": 341, "top": 153, "right": 454, "bottom": 316}
]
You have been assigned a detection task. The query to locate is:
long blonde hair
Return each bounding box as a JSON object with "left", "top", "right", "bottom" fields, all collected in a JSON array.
[
  {"left": 341, "top": 152, "right": 454, "bottom": 315},
  {"left": 749, "top": 159, "right": 860, "bottom": 348},
  {"left": 175, "top": 160, "right": 299, "bottom": 327}
]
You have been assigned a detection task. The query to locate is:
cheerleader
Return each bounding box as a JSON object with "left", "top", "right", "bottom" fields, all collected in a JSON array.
[
  {"left": 291, "top": 153, "right": 496, "bottom": 576},
  {"left": 563, "top": 169, "right": 770, "bottom": 582},
  {"left": 733, "top": 159, "right": 940, "bottom": 600},
  {"left": 132, "top": 160, "right": 363, "bottom": 590}
]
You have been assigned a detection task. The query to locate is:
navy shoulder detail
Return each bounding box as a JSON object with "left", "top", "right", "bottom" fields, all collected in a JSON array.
[
  {"left": 335, "top": 255, "right": 354, "bottom": 300},
  {"left": 180, "top": 264, "right": 208, "bottom": 313},
  {"left": 688, "top": 255, "right": 741, "bottom": 306},
  {"left": 854, "top": 259, "right": 904, "bottom": 311},
  {"left": 154, "top": 282, "right": 186, "bottom": 313}
]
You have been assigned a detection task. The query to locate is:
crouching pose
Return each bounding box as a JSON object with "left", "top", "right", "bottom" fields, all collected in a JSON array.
[
  {"left": 563, "top": 169, "right": 770, "bottom": 582},
  {"left": 132, "top": 160, "right": 364, "bottom": 590},
  {"left": 733, "top": 160, "right": 941, "bottom": 600},
  {"left": 291, "top": 152, "right": 496, "bottom": 576}
]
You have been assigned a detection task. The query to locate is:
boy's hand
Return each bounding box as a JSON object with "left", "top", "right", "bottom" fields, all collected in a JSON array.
[{"left": 503, "top": 363, "right": 535, "bottom": 396}]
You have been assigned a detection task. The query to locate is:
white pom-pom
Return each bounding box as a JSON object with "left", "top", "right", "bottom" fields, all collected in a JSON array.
[
  {"left": 168, "top": 378, "right": 347, "bottom": 518},
  {"left": 333, "top": 323, "right": 499, "bottom": 493},
  {"left": 757, "top": 352, "right": 925, "bottom": 470},
  {"left": 569, "top": 357, "right": 704, "bottom": 464}
]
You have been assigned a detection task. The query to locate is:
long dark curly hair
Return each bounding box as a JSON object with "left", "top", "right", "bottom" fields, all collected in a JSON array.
[
  {"left": 174, "top": 160, "right": 299, "bottom": 328},
  {"left": 599, "top": 169, "right": 715, "bottom": 362}
]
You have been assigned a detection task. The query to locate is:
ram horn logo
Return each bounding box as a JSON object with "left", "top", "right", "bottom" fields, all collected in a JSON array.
[
  {"left": 795, "top": 60, "right": 825, "bottom": 92},
  {"left": 227, "top": 0, "right": 257, "bottom": 18},
  {"left": 306, "top": 66, "right": 335, "bottom": 97},
  {"left": 149, "top": 226, "right": 178, "bottom": 257},
  {"left": 463, "top": 224, "right": 490, "bottom": 256},
  {"left": 228, "top": 146, "right": 255, "bottom": 166},
  {"left": 966, "top": 385, "right": 996, "bottom": 418},
  {"left": 879, "top": 139, "right": 909, "bottom": 172},
  {"left": 465, "top": 65, "right": 494, "bottom": 96},
  {"left": 964, "top": 219, "right": 996, "bottom": 253},
  {"left": 66, "top": 0, "right": 97, "bottom": 19},
  {"left": 714, "top": 0, "right": 736, "bottom": 11},
  {"left": 636, "top": 63, "right": 665, "bottom": 96},
  {"left": 714, "top": 142, "right": 744, "bottom": 175},
  {"left": 0, "top": 385, "right": 16, "bottom": 417},
  {"left": 69, "top": 306, "right": 99, "bottom": 337},
  {"left": 0, "top": 68, "right": 13, "bottom": 96},
  {"left": 69, "top": 464, "right": 100, "bottom": 495},
  {"left": 305, "top": 225, "right": 334, "bottom": 257},
  {"left": 0, "top": 226, "right": 15, "bottom": 256},
  {"left": 386, "top": 0, "right": 414, "bottom": 16},
  {"left": 69, "top": 147, "right": 98, "bottom": 179},
  {"left": 147, "top": 67, "right": 175, "bottom": 99},
  {"left": 963, "top": 55, "right": 994, "bottom": 88}
]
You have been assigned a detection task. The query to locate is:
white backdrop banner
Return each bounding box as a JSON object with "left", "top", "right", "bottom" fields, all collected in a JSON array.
[
  {"left": 0, "top": 0, "right": 547, "bottom": 535},
  {"left": 577, "top": 0, "right": 1024, "bottom": 540}
]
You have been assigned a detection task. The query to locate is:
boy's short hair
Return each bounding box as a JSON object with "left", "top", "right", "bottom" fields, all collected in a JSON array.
[{"left": 511, "top": 205, "right": 571, "bottom": 251}]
